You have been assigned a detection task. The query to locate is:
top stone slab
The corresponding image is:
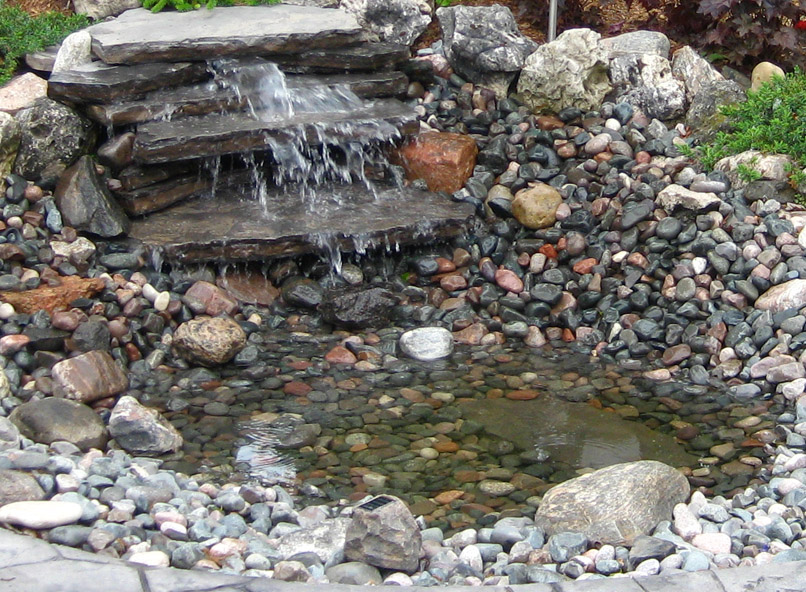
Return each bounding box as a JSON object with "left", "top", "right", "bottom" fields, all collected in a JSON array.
[{"left": 87, "top": 5, "right": 365, "bottom": 65}]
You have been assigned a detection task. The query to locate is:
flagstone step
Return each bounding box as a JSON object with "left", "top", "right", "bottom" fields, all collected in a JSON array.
[
  {"left": 48, "top": 61, "right": 209, "bottom": 104},
  {"left": 128, "top": 184, "right": 477, "bottom": 263},
  {"left": 87, "top": 5, "right": 364, "bottom": 65},
  {"left": 132, "top": 98, "right": 419, "bottom": 164},
  {"left": 85, "top": 70, "right": 409, "bottom": 127}
]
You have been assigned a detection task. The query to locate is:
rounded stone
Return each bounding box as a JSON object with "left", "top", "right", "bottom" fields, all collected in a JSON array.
[
  {"left": 511, "top": 183, "right": 563, "bottom": 229},
  {"left": 9, "top": 398, "right": 108, "bottom": 451},
  {"left": 399, "top": 327, "right": 454, "bottom": 361},
  {"left": 173, "top": 316, "right": 246, "bottom": 366}
]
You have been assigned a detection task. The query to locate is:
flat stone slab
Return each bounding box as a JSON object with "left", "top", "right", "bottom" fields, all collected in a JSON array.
[
  {"left": 85, "top": 70, "right": 409, "bottom": 126},
  {"left": 132, "top": 98, "right": 418, "bottom": 163},
  {"left": 48, "top": 61, "right": 209, "bottom": 103},
  {"left": 87, "top": 5, "right": 363, "bottom": 65},
  {"left": 272, "top": 42, "right": 409, "bottom": 73},
  {"left": 128, "top": 184, "right": 476, "bottom": 263}
]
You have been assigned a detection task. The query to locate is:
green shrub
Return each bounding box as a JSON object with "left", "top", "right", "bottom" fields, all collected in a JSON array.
[
  {"left": 141, "top": 0, "right": 280, "bottom": 12},
  {"left": 699, "top": 68, "right": 806, "bottom": 173},
  {"left": 0, "top": 2, "right": 89, "bottom": 85}
]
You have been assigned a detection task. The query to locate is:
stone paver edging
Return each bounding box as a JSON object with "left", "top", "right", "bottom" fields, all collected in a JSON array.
[{"left": 1, "top": 528, "right": 804, "bottom": 592}]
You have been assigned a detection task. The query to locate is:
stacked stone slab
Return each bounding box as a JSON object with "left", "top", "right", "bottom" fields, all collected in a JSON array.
[{"left": 46, "top": 5, "right": 416, "bottom": 217}]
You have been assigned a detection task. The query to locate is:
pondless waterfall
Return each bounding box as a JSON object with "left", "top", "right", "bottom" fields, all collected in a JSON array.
[{"left": 46, "top": 4, "right": 476, "bottom": 264}]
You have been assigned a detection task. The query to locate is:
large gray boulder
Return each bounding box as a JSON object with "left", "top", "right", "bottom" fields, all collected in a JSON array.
[
  {"left": 108, "top": 395, "right": 183, "bottom": 456},
  {"left": 344, "top": 495, "right": 421, "bottom": 573},
  {"left": 9, "top": 398, "right": 108, "bottom": 451},
  {"left": 517, "top": 28, "right": 610, "bottom": 113},
  {"left": 13, "top": 97, "right": 95, "bottom": 186},
  {"left": 277, "top": 517, "right": 350, "bottom": 566},
  {"left": 609, "top": 53, "right": 686, "bottom": 120},
  {"left": 54, "top": 155, "right": 130, "bottom": 237},
  {"left": 340, "top": 0, "right": 431, "bottom": 46},
  {"left": 602, "top": 30, "right": 670, "bottom": 59},
  {"left": 671, "top": 45, "right": 725, "bottom": 103},
  {"left": 685, "top": 79, "right": 745, "bottom": 144},
  {"left": 438, "top": 5, "right": 537, "bottom": 98},
  {"left": 534, "top": 460, "right": 690, "bottom": 545}
]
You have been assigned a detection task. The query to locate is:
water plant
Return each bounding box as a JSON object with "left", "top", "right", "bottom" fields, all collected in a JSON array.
[{"left": 0, "top": 1, "right": 88, "bottom": 84}]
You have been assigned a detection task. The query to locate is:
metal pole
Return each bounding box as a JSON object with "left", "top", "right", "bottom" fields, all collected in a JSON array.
[{"left": 548, "top": 0, "right": 558, "bottom": 42}]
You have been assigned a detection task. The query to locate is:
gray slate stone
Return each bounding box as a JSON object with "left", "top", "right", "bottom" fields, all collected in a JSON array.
[
  {"left": 534, "top": 460, "right": 690, "bottom": 545},
  {"left": 108, "top": 395, "right": 183, "bottom": 456},
  {"left": 602, "top": 30, "right": 670, "bottom": 59},
  {"left": 438, "top": 5, "right": 537, "bottom": 98},
  {"left": 86, "top": 5, "right": 364, "bottom": 65},
  {"left": 72, "top": 0, "right": 139, "bottom": 19}
]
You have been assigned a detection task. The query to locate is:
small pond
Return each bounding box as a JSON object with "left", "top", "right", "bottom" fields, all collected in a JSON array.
[{"left": 143, "top": 323, "right": 780, "bottom": 534}]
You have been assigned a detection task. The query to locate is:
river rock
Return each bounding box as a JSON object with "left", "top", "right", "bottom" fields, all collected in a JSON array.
[
  {"left": 0, "top": 275, "right": 105, "bottom": 315},
  {"left": 609, "top": 54, "right": 686, "bottom": 120},
  {"left": 0, "top": 500, "right": 83, "bottom": 529},
  {"left": 344, "top": 495, "right": 421, "bottom": 573},
  {"left": 340, "top": 0, "right": 431, "bottom": 46},
  {"left": 9, "top": 398, "right": 107, "bottom": 451},
  {"left": 72, "top": 0, "right": 140, "bottom": 19},
  {"left": 0, "top": 417, "right": 20, "bottom": 451},
  {"left": 13, "top": 98, "right": 95, "bottom": 186},
  {"left": 395, "top": 131, "right": 478, "bottom": 193},
  {"left": 0, "top": 112, "right": 19, "bottom": 184},
  {"left": 511, "top": 184, "right": 563, "bottom": 229},
  {"left": 173, "top": 317, "right": 246, "bottom": 366},
  {"left": 319, "top": 285, "right": 397, "bottom": 329},
  {"left": 326, "top": 562, "right": 383, "bottom": 585},
  {"left": 0, "top": 470, "right": 45, "bottom": 504},
  {"left": 656, "top": 184, "right": 721, "bottom": 213},
  {"left": 714, "top": 150, "right": 795, "bottom": 190},
  {"left": 438, "top": 5, "right": 537, "bottom": 98},
  {"left": 108, "top": 395, "right": 183, "bottom": 456},
  {"left": 534, "top": 460, "right": 690, "bottom": 545},
  {"left": 756, "top": 280, "right": 806, "bottom": 313},
  {"left": 399, "top": 327, "right": 453, "bottom": 361},
  {"left": 517, "top": 28, "right": 610, "bottom": 113},
  {"left": 51, "top": 350, "right": 129, "bottom": 403},
  {"left": 54, "top": 155, "right": 130, "bottom": 237},
  {"left": 183, "top": 280, "right": 239, "bottom": 317},
  {"left": 52, "top": 31, "right": 93, "bottom": 74}
]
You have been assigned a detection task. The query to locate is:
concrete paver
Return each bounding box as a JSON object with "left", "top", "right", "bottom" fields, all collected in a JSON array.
[{"left": 2, "top": 528, "right": 806, "bottom": 592}]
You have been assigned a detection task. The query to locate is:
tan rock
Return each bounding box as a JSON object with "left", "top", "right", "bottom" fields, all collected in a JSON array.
[
  {"left": 535, "top": 460, "right": 690, "bottom": 545},
  {"left": 0, "top": 73, "right": 47, "bottom": 115},
  {"left": 173, "top": 316, "right": 246, "bottom": 366},
  {"left": 511, "top": 183, "right": 562, "bottom": 229},
  {"left": 394, "top": 131, "right": 478, "bottom": 193},
  {"left": 0, "top": 276, "right": 104, "bottom": 314},
  {"left": 0, "top": 112, "right": 19, "bottom": 184},
  {"left": 216, "top": 271, "right": 279, "bottom": 306},
  {"left": 751, "top": 61, "right": 785, "bottom": 92}
]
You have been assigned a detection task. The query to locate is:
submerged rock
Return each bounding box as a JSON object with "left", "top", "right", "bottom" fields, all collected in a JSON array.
[
  {"left": 319, "top": 285, "right": 397, "bottom": 329},
  {"left": 399, "top": 327, "right": 453, "bottom": 360},
  {"left": 534, "top": 460, "right": 690, "bottom": 545},
  {"left": 9, "top": 398, "right": 107, "bottom": 451},
  {"left": 173, "top": 317, "right": 246, "bottom": 366}
]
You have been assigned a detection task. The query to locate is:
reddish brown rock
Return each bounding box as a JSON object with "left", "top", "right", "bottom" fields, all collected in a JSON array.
[
  {"left": 494, "top": 269, "right": 524, "bottom": 293},
  {"left": 216, "top": 272, "right": 279, "bottom": 306},
  {"left": 572, "top": 258, "right": 597, "bottom": 274},
  {"left": 52, "top": 350, "right": 129, "bottom": 403},
  {"left": 394, "top": 131, "right": 478, "bottom": 193},
  {"left": 506, "top": 389, "right": 540, "bottom": 400},
  {"left": 182, "top": 280, "right": 239, "bottom": 316},
  {"left": 0, "top": 276, "right": 104, "bottom": 314},
  {"left": 453, "top": 323, "right": 488, "bottom": 345},
  {"left": 325, "top": 345, "right": 357, "bottom": 365}
]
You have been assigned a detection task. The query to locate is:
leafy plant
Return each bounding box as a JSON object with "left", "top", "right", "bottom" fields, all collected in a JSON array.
[
  {"left": 700, "top": 69, "right": 806, "bottom": 171},
  {"left": 142, "top": 0, "right": 279, "bottom": 11},
  {"left": 736, "top": 161, "right": 762, "bottom": 184},
  {"left": 0, "top": 2, "right": 88, "bottom": 84},
  {"left": 435, "top": 0, "right": 454, "bottom": 6}
]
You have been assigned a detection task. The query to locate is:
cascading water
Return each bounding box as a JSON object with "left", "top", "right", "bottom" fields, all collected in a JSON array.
[{"left": 211, "top": 59, "right": 403, "bottom": 209}]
